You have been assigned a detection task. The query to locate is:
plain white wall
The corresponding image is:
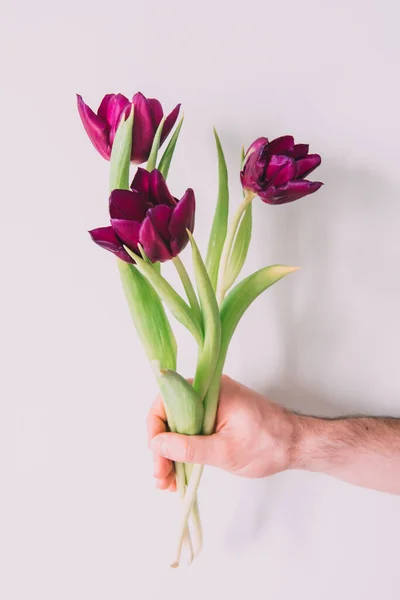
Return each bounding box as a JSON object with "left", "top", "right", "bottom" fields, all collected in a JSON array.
[{"left": 1, "top": 0, "right": 400, "bottom": 598}]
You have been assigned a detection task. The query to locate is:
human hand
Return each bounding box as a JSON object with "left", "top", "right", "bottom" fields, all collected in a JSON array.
[{"left": 147, "top": 375, "right": 297, "bottom": 490}]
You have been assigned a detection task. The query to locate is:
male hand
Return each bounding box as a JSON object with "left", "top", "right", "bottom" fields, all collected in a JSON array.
[{"left": 147, "top": 375, "right": 296, "bottom": 490}]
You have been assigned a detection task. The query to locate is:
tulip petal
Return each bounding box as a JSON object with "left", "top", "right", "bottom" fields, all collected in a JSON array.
[
  {"left": 77, "top": 95, "right": 111, "bottom": 160},
  {"left": 97, "top": 94, "right": 112, "bottom": 120},
  {"left": 150, "top": 204, "right": 173, "bottom": 242},
  {"left": 292, "top": 143, "right": 309, "bottom": 159},
  {"left": 161, "top": 104, "right": 181, "bottom": 144},
  {"left": 265, "top": 155, "right": 296, "bottom": 186},
  {"left": 267, "top": 135, "right": 294, "bottom": 155},
  {"left": 241, "top": 153, "right": 265, "bottom": 191},
  {"left": 110, "top": 219, "right": 141, "bottom": 252},
  {"left": 98, "top": 93, "right": 130, "bottom": 126},
  {"left": 295, "top": 154, "right": 322, "bottom": 178},
  {"left": 245, "top": 137, "right": 268, "bottom": 158},
  {"left": 169, "top": 188, "right": 195, "bottom": 256},
  {"left": 148, "top": 98, "right": 164, "bottom": 127},
  {"left": 108, "top": 95, "right": 131, "bottom": 145},
  {"left": 109, "top": 189, "right": 148, "bottom": 221},
  {"left": 131, "top": 92, "right": 156, "bottom": 163},
  {"left": 257, "top": 185, "right": 278, "bottom": 202},
  {"left": 131, "top": 167, "right": 151, "bottom": 196},
  {"left": 139, "top": 214, "right": 172, "bottom": 263},
  {"left": 149, "top": 169, "right": 176, "bottom": 207},
  {"left": 88, "top": 226, "right": 133, "bottom": 262},
  {"left": 273, "top": 180, "right": 323, "bottom": 203}
]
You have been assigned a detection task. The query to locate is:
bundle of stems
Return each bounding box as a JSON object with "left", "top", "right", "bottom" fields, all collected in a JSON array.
[{"left": 107, "top": 114, "right": 297, "bottom": 567}]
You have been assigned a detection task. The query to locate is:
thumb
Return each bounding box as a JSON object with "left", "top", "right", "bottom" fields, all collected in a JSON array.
[{"left": 151, "top": 432, "right": 224, "bottom": 467}]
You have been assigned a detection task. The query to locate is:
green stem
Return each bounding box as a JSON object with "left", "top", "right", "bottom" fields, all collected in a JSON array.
[
  {"left": 172, "top": 256, "right": 202, "bottom": 327},
  {"left": 188, "top": 232, "right": 221, "bottom": 401},
  {"left": 216, "top": 191, "right": 255, "bottom": 304},
  {"left": 202, "top": 357, "right": 225, "bottom": 434}
]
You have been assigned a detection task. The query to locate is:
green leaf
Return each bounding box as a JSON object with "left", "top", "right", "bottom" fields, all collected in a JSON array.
[
  {"left": 202, "top": 264, "right": 299, "bottom": 434},
  {"left": 118, "top": 260, "right": 177, "bottom": 370},
  {"left": 124, "top": 247, "right": 203, "bottom": 346},
  {"left": 158, "top": 115, "right": 184, "bottom": 179},
  {"left": 220, "top": 264, "right": 299, "bottom": 357},
  {"left": 109, "top": 108, "right": 134, "bottom": 192},
  {"left": 172, "top": 256, "right": 202, "bottom": 328},
  {"left": 205, "top": 129, "right": 229, "bottom": 291},
  {"left": 146, "top": 116, "right": 166, "bottom": 172},
  {"left": 153, "top": 363, "right": 204, "bottom": 435},
  {"left": 188, "top": 232, "right": 221, "bottom": 400},
  {"left": 223, "top": 202, "right": 252, "bottom": 292}
]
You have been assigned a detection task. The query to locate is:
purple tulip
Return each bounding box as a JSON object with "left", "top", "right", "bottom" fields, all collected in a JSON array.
[
  {"left": 77, "top": 92, "right": 180, "bottom": 163},
  {"left": 241, "top": 135, "right": 323, "bottom": 204},
  {"left": 89, "top": 169, "right": 195, "bottom": 263}
]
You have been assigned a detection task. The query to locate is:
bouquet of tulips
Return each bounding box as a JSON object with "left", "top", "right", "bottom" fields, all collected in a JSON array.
[{"left": 77, "top": 91, "right": 323, "bottom": 567}]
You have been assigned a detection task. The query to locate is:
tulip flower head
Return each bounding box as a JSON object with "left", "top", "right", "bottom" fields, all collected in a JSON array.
[
  {"left": 241, "top": 135, "right": 323, "bottom": 204},
  {"left": 89, "top": 169, "right": 195, "bottom": 263},
  {"left": 77, "top": 92, "right": 180, "bottom": 163}
]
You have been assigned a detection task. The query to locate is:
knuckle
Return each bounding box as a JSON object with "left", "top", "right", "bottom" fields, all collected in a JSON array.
[{"left": 183, "top": 440, "right": 196, "bottom": 463}]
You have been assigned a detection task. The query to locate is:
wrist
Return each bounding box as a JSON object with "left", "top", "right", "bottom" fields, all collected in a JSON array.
[
  {"left": 273, "top": 411, "right": 317, "bottom": 473},
  {"left": 288, "top": 414, "right": 334, "bottom": 472},
  {"left": 288, "top": 414, "right": 354, "bottom": 473}
]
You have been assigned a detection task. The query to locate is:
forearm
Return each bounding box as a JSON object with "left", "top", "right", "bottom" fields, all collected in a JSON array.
[{"left": 291, "top": 415, "right": 400, "bottom": 495}]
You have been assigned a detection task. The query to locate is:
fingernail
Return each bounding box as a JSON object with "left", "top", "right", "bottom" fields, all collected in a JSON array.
[{"left": 151, "top": 435, "right": 169, "bottom": 457}]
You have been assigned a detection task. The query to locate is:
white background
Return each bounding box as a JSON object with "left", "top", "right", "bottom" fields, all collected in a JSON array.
[{"left": 1, "top": 0, "right": 400, "bottom": 598}]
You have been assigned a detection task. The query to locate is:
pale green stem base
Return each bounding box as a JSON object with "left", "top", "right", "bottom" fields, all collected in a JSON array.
[
  {"left": 171, "top": 464, "right": 204, "bottom": 568},
  {"left": 191, "top": 497, "right": 203, "bottom": 557},
  {"left": 161, "top": 397, "right": 194, "bottom": 565},
  {"left": 175, "top": 462, "right": 194, "bottom": 564},
  {"left": 184, "top": 463, "right": 203, "bottom": 556}
]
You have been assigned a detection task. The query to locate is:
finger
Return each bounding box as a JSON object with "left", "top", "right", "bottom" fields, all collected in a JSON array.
[
  {"left": 153, "top": 452, "right": 173, "bottom": 479},
  {"left": 147, "top": 395, "right": 167, "bottom": 446},
  {"left": 168, "top": 479, "right": 177, "bottom": 492},
  {"left": 155, "top": 470, "right": 176, "bottom": 491},
  {"left": 151, "top": 432, "right": 226, "bottom": 467}
]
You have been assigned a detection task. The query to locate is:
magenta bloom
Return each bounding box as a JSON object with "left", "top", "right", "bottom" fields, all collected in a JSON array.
[
  {"left": 89, "top": 169, "right": 195, "bottom": 263},
  {"left": 77, "top": 92, "right": 180, "bottom": 164},
  {"left": 241, "top": 136, "right": 323, "bottom": 204}
]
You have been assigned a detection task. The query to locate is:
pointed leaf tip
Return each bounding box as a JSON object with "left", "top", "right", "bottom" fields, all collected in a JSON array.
[
  {"left": 157, "top": 115, "right": 184, "bottom": 179},
  {"left": 274, "top": 265, "right": 301, "bottom": 274},
  {"left": 205, "top": 130, "right": 229, "bottom": 291},
  {"left": 146, "top": 116, "right": 167, "bottom": 171}
]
